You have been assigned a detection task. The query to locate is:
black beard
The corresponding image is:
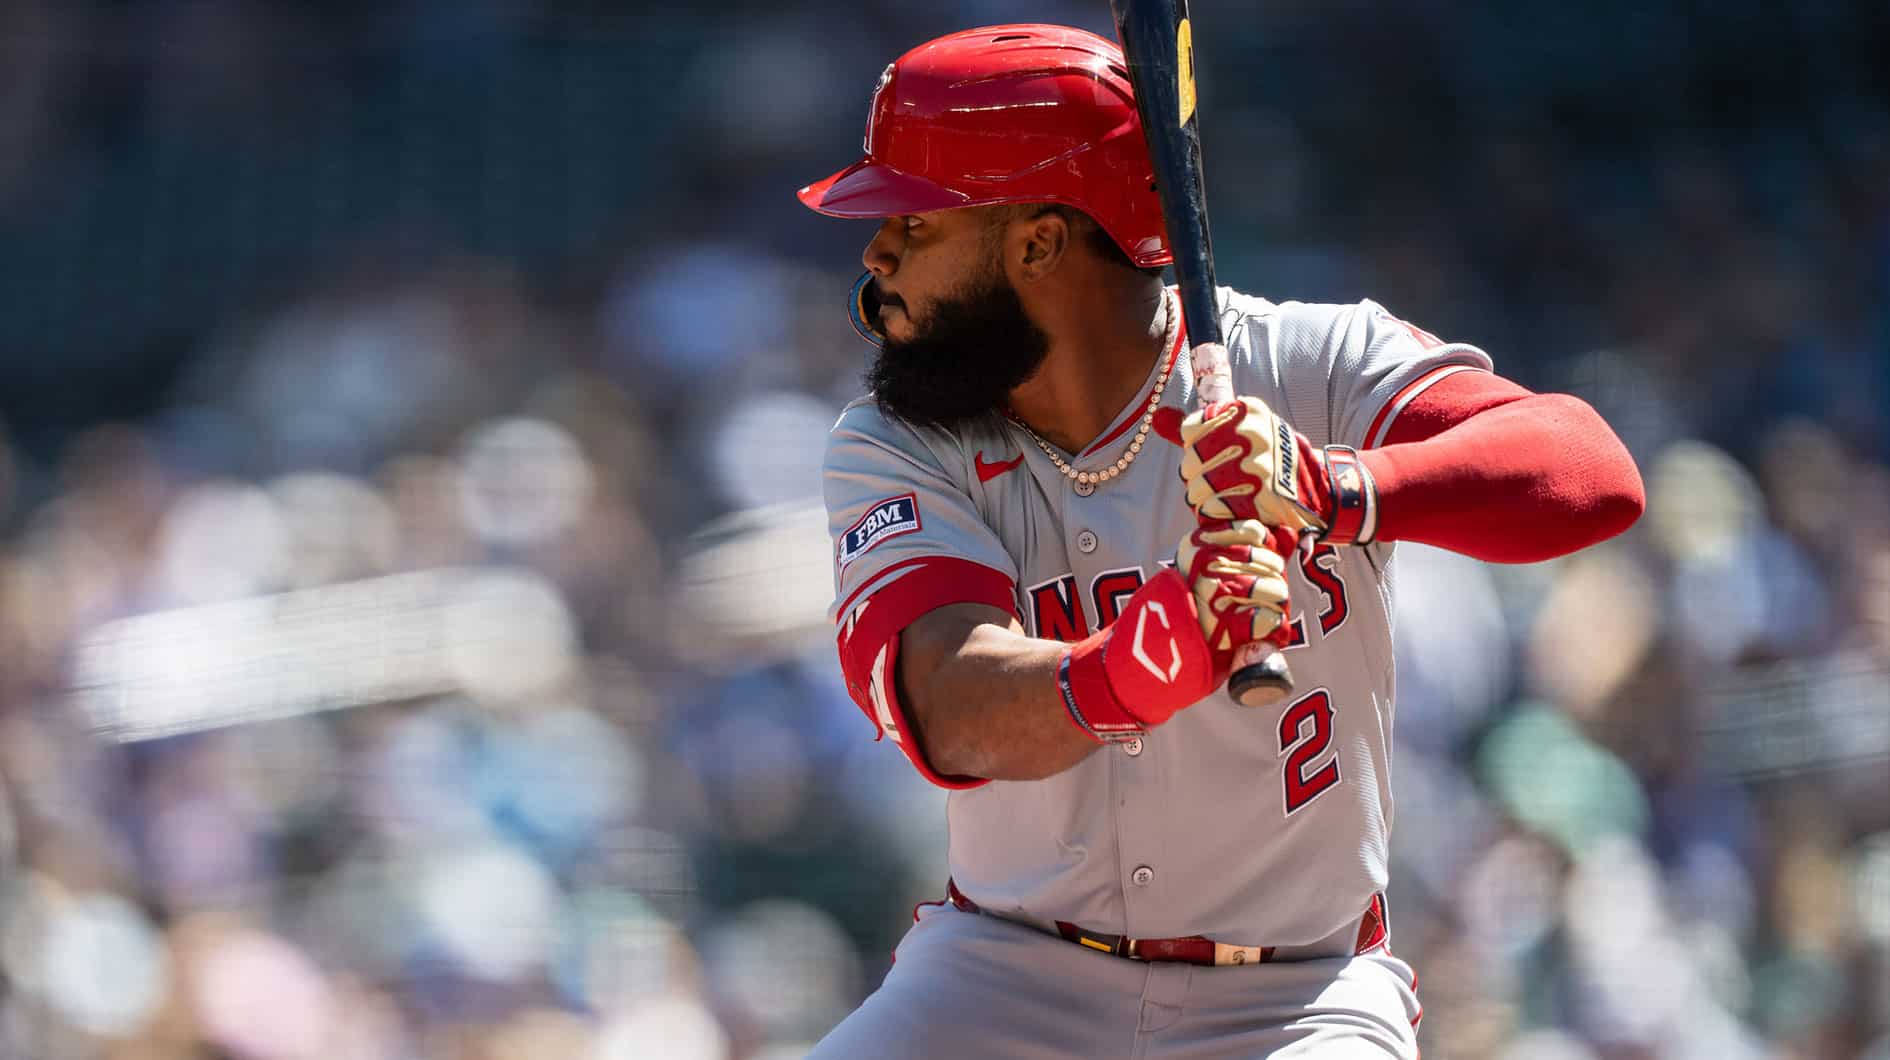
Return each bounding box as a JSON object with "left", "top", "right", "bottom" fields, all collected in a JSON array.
[{"left": 865, "top": 272, "right": 1050, "bottom": 431}]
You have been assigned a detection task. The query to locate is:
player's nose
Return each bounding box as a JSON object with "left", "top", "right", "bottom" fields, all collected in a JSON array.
[{"left": 862, "top": 218, "right": 901, "bottom": 277}]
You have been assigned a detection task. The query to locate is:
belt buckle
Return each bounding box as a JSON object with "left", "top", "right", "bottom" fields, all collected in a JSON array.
[{"left": 1211, "top": 942, "right": 1269, "bottom": 966}]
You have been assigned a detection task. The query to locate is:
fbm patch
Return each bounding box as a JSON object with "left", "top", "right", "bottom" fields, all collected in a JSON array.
[{"left": 838, "top": 493, "right": 921, "bottom": 571}]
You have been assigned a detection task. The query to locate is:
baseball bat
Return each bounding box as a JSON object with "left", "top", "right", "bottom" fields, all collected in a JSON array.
[{"left": 1110, "top": 0, "right": 1295, "bottom": 708}]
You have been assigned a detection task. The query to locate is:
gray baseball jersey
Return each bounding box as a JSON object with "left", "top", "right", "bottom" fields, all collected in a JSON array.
[{"left": 825, "top": 287, "right": 1491, "bottom": 948}]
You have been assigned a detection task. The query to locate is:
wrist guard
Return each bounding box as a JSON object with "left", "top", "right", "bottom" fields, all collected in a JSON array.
[
  {"left": 1057, "top": 569, "right": 1226, "bottom": 743},
  {"left": 1318, "top": 445, "right": 1379, "bottom": 546}
]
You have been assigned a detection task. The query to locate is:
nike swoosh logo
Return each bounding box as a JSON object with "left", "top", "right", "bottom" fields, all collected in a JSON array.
[{"left": 975, "top": 450, "right": 1026, "bottom": 483}]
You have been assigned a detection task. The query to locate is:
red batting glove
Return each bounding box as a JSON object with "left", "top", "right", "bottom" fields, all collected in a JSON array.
[{"left": 1057, "top": 521, "right": 1299, "bottom": 743}]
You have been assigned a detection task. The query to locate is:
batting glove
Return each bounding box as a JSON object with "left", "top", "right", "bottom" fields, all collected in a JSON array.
[
  {"left": 1057, "top": 521, "right": 1296, "bottom": 743},
  {"left": 1155, "top": 398, "right": 1378, "bottom": 546},
  {"left": 1176, "top": 518, "right": 1296, "bottom": 657}
]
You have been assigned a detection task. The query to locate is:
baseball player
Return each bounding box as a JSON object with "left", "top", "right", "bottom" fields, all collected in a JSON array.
[{"left": 799, "top": 25, "right": 1644, "bottom": 1059}]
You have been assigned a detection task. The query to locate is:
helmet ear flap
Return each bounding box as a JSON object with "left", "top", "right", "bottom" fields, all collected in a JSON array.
[{"left": 849, "top": 271, "right": 888, "bottom": 347}]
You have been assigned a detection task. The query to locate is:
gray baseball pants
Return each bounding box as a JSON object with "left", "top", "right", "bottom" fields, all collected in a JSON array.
[{"left": 809, "top": 902, "right": 1423, "bottom": 1059}]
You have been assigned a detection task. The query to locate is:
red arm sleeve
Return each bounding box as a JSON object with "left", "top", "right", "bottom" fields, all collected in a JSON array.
[
  {"left": 835, "top": 557, "right": 1016, "bottom": 790},
  {"left": 1357, "top": 370, "right": 1645, "bottom": 563}
]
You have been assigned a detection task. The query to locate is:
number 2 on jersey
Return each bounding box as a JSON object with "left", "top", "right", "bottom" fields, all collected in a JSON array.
[{"left": 1278, "top": 688, "right": 1340, "bottom": 814}]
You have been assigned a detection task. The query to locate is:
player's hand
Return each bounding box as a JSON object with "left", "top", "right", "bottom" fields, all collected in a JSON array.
[
  {"left": 1054, "top": 567, "right": 1233, "bottom": 742},
  {"left": 1176, "top": 518, "right": 1297, "bottom": 662},
  {"left": 1152, "top": 397, "right": 1336, "bottom": 537},
  {"left": 1057, "top": 523, "right": 1299, "bottom": 743}
]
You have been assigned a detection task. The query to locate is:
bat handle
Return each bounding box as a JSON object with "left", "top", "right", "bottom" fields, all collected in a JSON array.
[
  {"left": 1190, "top": 341, "right": 1299, "bottom": 707},
  {"left": 1191, "top": 342, "right": 1235, "bottom": 407},
  {"left": 1228, "top": 527, "right": 1323, "bottom": 705}
]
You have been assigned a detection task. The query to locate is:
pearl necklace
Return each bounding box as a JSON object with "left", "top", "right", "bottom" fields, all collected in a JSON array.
[{"left": 1010, "top": 293, "right": 1178, "bottom": 488}]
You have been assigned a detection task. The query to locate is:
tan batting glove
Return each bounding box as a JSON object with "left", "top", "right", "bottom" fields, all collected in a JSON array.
[
  {"left": 1174, "top": 519, "right": 1296, "bottom": 660},
  {"left": 1171, "top": 397, "right": 1331, "bottom": 534}
]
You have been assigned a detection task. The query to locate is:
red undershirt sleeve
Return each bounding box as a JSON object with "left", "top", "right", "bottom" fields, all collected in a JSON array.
[
  {"left": 835, "top": 557, "right": 1015, "bottom": 790},
  {"left": 1356, "top": 369, "right": 1645, "bottom": 563}
]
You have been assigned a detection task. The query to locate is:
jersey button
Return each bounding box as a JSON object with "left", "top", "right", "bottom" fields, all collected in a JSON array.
[
  {"left": 1077, "top": 530, "right": 1098, "bottom": 554},
  {"left": 1073, "top": 478, "right": 1096, "bottom": 497},
  {"left": 1131, "top": 865, "right": 1155, "bottom": 887},
  {"left": 1122, "top": 736, "right": 1144, "bottom": 756}
]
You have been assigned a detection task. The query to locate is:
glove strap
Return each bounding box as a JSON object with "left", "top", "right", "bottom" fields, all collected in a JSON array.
[
  {"left": 1320, "top": 445, "right": 1378, "bottom": 546},
  {"left": 1058, "top": 644, "right": 1147, "bottom": 745}
]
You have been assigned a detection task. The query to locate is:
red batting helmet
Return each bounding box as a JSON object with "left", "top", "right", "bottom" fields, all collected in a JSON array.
[{"left": 797, "top": 24, "right": 1172, "bottom": 270}]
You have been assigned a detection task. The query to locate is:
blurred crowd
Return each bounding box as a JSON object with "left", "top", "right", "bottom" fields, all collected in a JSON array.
[{"left": 0, "top": 2, "right": 1886, "bottom": 1058}]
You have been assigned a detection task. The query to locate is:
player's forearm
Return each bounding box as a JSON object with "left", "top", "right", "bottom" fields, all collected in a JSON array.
[
  {"left": 1361, "top": 391, "right": 1644, "bottom": 562},
  {"left": 899, "top": 612, "right": 1102, "bottom": 782}
]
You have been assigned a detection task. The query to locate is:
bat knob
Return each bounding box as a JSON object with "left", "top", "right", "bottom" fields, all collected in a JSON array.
[{"left": 1229, "top": 651, "right": 1294, "bottom": 708}]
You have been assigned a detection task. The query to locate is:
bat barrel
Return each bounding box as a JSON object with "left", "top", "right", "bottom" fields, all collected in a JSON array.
[{"left": 1111, "top": 0, "right": 1222, "bottom": 349}]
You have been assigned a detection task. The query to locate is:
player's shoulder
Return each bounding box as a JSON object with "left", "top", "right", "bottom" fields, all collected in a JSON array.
[
  {"left": 825, "top": 396, "right": 1006, "bottom": 485},
  {"left": 1217, "top": 286, "right": 1384, "bottom": 341},
  {"left": 1214, "top": 287, "right": 1357, "bottom": 377},
  {"left": 1219, "top": 289, "right": 1469, "bottom": 365},
  {"left": 828, "top": 396, "right": 1007, "bottom": 453}
]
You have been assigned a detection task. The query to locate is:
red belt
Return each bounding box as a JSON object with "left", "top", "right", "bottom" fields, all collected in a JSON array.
[{"left": 944, "top": 879, "right": 1387, "bottom": 968}]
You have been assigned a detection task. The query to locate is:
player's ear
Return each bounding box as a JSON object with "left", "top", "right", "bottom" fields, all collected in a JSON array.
[{"left": 1013, "top": 206, "right": 1070, "bottom": 282}]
